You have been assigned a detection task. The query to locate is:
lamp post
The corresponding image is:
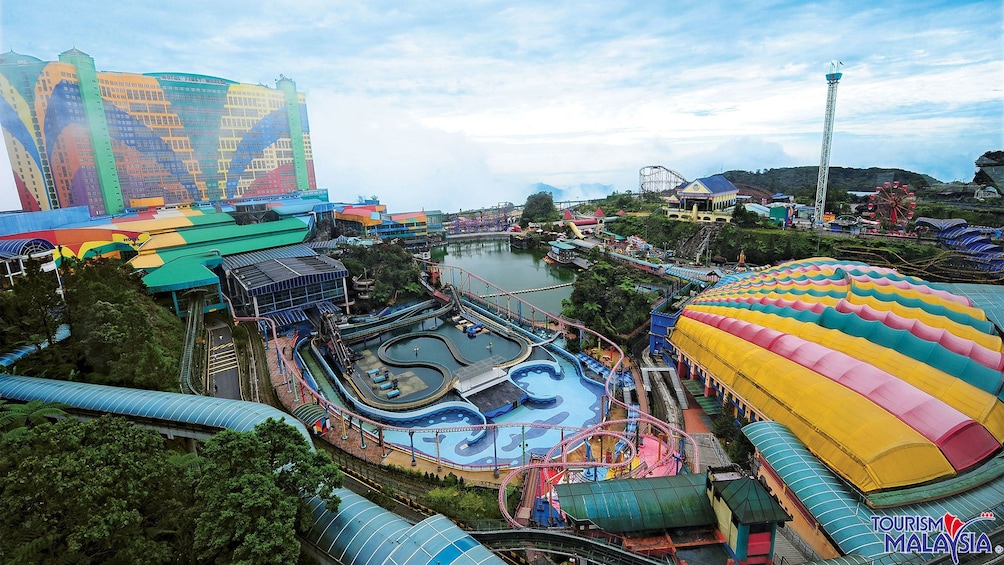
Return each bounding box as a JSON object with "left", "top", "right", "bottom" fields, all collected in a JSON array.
[
  {"left": 435, "top": 433, "right": 442, "bottom": 472},
  {"left": 521, "top": 425, "right": 527, "bottom": 467},
  {"left": 409, "top": 430, "right": 416, "bottom": 466},
  {"left": 493, "top": 426, "right": 499, "bottom": 478}
]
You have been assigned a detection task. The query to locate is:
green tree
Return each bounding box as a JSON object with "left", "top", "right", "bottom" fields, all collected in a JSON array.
[
  {"left": 50, "top": 257, "right": 186, "bottom": 390},
  {"left": 590, "top": 191, "right": 662, "bottom": 214},
  {"left": 728, "top": 422, "right": 755, "bottom": 469},
  {"left": 75, "top": 299, "right": 129, "bottom": 374},
  {"left": 194, "top": 471, "right": 299, "bottom": 564},
  {"left": 422, "top": 485, "right": 499, "bottom": 520},
  {"left": 6, "top": 257, "right": 61, "bottom": 350},
  {"left": 520, "top": 191, "right": 560, "bottom": 226},
  {"left": 193, "top": 418, "right": 342, "bottom": 564},
  {"left": 711, "top": 412, "right": 738, "bottom": 443},
  {"left": 0, "top": 399, "right": 67, "bottom": 439},
  {"left": 0, "top": 415, "right": 194, "bottom": 564},
  {"left": 731, "top": 204, "right": 760, "bottom": 228},
  {"left": 606, "top": 214, "right": 702, "bottom": 255},
  {"left": 561, "top": 259, "right": 657, "bottom": 338},
  {"left": 337, "top": 242, "right": 424, "bottom": 306},
  {"left": 0, "top": 414, "right": 342, "bottom": 565}
]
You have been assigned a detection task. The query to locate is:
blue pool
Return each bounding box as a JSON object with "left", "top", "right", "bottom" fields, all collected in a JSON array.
[{"left": 304, "top": 312, "right": 607, "bottom": 468}]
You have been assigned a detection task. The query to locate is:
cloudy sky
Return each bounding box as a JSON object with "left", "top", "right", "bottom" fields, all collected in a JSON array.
[{"left": 0, "top": 0, "right": 1001, "bottom": 213}]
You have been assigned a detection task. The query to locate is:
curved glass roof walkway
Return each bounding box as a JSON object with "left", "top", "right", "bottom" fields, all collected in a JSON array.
[
  {"left": 746, "top": 421, "right": 1004, "bottom": 564},
  {"left": 0, "top": 375, "right": 503, "bottom": 565}
]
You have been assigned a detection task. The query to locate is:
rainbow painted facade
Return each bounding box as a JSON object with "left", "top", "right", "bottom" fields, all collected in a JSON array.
[{"left": 0, "top": 49, "right": 315, "bottom": 216}]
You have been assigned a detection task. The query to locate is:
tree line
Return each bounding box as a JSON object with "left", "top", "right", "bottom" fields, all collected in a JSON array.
[
  {"left": 0, "top": 256, "right": 184, "bottom": 390},
  {"left": 0, "top": 409, "right": 342, "bottom": 565}
]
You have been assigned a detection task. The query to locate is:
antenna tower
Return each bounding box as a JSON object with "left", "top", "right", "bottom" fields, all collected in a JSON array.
[{"left": 813, "top": 61, "right": 843, "bottom": 227}]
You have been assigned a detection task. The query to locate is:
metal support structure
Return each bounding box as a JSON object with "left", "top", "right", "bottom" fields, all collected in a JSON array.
[
  {"left": 639, "top": 165, "right": 687, "bottom": 197},
  {"left": 813, "top": 61, "right": 843, "bottom": 227},
  {"left": 409, "top": 430, "right": 416, "bottom": 466},
  {"left": 436, "top": 433, "right": 442, "bottom": 472},
  {"left": 493, "top": 426, "right": 500, "bottom": 478},
  {"left": 521, "top": 425, "right": 527, "bottom": 467}
]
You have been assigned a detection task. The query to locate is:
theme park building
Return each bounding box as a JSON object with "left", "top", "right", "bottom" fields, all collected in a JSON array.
[{"left": 651, "top": 258, "right": 1004, "bottom": 563}]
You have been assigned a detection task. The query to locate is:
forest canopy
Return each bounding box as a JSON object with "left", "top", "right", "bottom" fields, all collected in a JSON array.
[
  {"left": 0, "top": 257, "right": 184, "bottom": 390},
  {"left": 0, "top": 413, "right": 342, "bottom": 565}
]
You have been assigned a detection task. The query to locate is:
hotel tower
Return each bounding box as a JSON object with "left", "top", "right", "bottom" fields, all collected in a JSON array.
[{"left": 0, "top": 49, "right": 315, "bottom": 216}]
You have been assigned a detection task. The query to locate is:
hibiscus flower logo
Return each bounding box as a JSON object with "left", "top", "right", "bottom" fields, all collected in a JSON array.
[
  {"left": 941, "top": 512, "right": 995, "bottom": 564},
  {"left": 943, "top": 512, "right": 965, "bottom": 539}
]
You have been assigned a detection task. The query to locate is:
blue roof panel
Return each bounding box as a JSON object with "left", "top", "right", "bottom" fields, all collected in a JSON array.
[
  {"left": 0, "top": 375, "right": 312, "bottom": 445},
  {"left": 695, "top": 175, "right": 738, "bottom": 195},
  {"left": 0, "top": 375, "right": 505, "bottom": 565},
  {"left": 745, "top": 421, "right": 1004, "bottom": 564}
]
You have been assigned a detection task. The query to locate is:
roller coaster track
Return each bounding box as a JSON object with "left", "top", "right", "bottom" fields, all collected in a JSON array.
[
  {"left": 217, "top": 264, "right": 698, "bottom": 562},
  {"left": 496, "top": 417, "right": 698, "bottom": 530},
  {"left": 337, "top": 300, "right": 457, "bottom": 343},
  {"left": 472, "top": 529, "right": 667, "bottom": 565},
  {"left": 832, "top": 243, "right": 1004, "bottom": 283}
]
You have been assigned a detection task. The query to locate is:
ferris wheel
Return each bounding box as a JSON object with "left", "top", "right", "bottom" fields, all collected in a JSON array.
[{"left": 867, "top": 181, "right": 916, "bottom": 228}]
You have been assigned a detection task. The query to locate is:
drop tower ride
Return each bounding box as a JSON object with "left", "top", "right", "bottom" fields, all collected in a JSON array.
[{"left": 813, "top": 61, "right": 843, "bottom": 227}]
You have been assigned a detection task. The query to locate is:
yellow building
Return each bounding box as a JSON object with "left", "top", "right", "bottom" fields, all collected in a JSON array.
[{"left": 665, "top": 175, "right": 738, "bottom": 222}]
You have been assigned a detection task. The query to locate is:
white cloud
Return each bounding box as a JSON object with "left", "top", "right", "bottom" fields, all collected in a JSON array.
[
  {"left": 0, "top": 0, "right": 1001, "bottom": 213},
  {"left": 310, "top": 92, "right": 518, "bottom": 212}
]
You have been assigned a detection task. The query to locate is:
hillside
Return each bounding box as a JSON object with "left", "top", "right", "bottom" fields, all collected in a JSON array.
[{"left": 722, "top": 166, "right": 938, "bottom": 199}]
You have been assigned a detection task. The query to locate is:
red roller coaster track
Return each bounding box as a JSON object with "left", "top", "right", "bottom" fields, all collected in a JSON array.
[{"left": 224, "top": 264, "right": 696, "bottom": 527}]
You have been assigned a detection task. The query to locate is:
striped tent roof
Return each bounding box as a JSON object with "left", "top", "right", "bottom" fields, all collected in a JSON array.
[{"left": 671, "top": 258, "right": 1004, "bottom": 494}]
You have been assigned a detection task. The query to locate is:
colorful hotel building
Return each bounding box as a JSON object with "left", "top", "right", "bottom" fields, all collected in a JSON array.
[{"left": 0, "top": 49, "right": 315, "bottom": 216}]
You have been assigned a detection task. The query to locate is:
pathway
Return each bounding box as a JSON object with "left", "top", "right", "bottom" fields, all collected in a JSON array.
[
  {"left": 642, "top": 347, "right": 810, "bottom": 563},
  {"left": 481, "top": 282, "right": 575, "bottom": 297},
  {"left": 207, "top": 323, "right": 240, "bottom": 400}
]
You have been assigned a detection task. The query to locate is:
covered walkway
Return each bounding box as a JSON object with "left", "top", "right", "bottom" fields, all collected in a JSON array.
[{"left": 0, "top": 374, "right": 503, "bottom": 565}]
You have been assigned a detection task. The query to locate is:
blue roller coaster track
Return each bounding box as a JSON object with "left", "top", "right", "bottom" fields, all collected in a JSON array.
[{"left": 916, "top": 217, "right": 1004, "bottom": 273}]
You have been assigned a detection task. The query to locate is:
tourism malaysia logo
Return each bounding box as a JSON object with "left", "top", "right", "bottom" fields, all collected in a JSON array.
[{"left": 872, "top": 512, "right": 1000, "bottom": 563}]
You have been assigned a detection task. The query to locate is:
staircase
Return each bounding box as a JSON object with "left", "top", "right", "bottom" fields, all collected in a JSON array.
[{"left": 676, "top": 223, "right": 725, "bottom": 262}]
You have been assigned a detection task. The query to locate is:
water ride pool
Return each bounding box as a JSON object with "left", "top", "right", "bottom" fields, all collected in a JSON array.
[{"left": 299, "top": 309, "right": 608, "bottom": 467}]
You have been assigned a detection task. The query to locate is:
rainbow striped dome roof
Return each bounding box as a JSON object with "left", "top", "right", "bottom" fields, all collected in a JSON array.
[{"left": 671, "top": 258, "right": 1004, "bottom": 493}]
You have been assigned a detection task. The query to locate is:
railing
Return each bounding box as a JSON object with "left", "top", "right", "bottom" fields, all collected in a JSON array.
[
  {"left": 243, "top": 263, "right": 699, "bottom": 530},
  {"left": 481, "top": 282, "right": 575, "bottom": 297}
]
